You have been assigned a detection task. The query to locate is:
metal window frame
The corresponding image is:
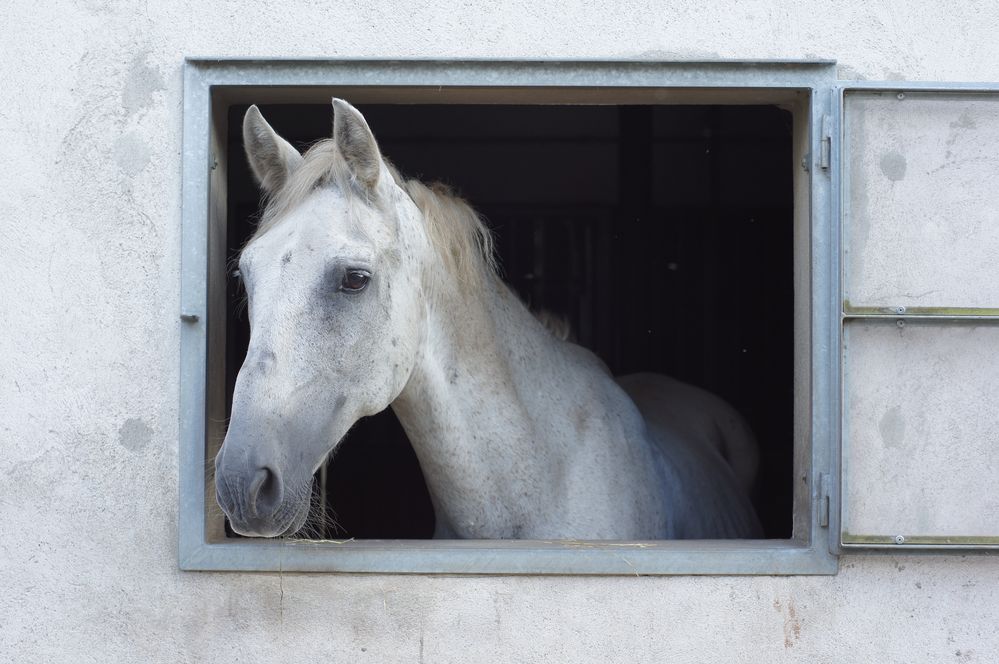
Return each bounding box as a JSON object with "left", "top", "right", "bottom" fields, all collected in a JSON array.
[
  {"left": 180, "top": 58, "right": 840, "bottom": 574},
  {"left": 837, "top": 82, "right": 999, "bottom": 551}
]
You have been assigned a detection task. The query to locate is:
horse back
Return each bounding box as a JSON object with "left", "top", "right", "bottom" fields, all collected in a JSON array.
[{"left": 618, "top": 372, "right": 763, "bottom": 538}]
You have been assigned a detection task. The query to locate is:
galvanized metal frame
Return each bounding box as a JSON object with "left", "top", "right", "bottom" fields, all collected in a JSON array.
[
  {"left": 180, "top": 58, "right": 840, "bottom": 574},
  {"left": 837, "top": 83, "right": 999, "bottom": 551}
]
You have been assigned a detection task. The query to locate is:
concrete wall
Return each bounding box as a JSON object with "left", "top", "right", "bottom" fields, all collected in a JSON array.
[{"left": 2, "top": 1, "right": 998, "bottom": 661}]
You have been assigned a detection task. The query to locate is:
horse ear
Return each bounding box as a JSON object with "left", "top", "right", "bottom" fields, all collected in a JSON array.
[
  {"left": 332, "top": 98, "right": 382, "bottom": 190},
  {"left": 242, "top": 105, "right": 303, "bottom": 195}
]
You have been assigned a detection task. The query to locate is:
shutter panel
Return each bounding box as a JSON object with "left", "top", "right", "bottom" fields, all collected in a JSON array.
[{"left": 840, "top": 88, "right": 999, "bottom": 548}]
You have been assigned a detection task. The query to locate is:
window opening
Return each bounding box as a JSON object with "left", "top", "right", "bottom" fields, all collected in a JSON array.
[{"left": 223, "top": 103, "right": 795, "bottom": 540}]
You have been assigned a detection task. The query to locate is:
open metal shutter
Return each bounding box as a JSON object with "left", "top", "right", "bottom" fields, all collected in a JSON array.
[{"left": 839, "top": 85, "right": 999, "bottom": 549}]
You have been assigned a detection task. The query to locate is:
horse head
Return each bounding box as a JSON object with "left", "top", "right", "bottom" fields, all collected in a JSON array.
[{"left": 214, "top": 100, "right": 431, "bottom": 537}]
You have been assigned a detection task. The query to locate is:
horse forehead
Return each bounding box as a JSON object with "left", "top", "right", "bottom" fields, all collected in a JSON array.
[
  {"left": 247, "top": 215, "right": 378, "bottom": 268},
  {"left": 276, "top": 190, "right": 393, "bottom": 249},
  {"left": 245, "top": 238, "right": 374, "bottom": 281}
]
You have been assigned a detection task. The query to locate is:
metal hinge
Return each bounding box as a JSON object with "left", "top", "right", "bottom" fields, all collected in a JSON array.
[
  {"left": 819, "top": 115, "right": 831, "bottom": 170},
  {"left": 818, "top": 472, "right": 831, "bottom": 528}
]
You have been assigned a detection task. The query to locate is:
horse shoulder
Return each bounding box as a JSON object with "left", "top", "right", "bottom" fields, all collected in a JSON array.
[{"left": 534, "top": 342, "right": 673, "bottom": 538}]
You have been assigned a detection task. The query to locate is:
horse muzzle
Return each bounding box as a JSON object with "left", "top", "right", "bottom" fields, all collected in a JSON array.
[{"left": 215, "top": 458, "right": 307, "bottom": 537}]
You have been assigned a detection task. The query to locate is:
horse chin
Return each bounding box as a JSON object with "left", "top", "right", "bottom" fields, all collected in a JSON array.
[
  {"left": 227, "top": 496, "right": 311, "bottom": 538},
  {"left": 281, "top": 499, "right": 312, "bottom": 537}
]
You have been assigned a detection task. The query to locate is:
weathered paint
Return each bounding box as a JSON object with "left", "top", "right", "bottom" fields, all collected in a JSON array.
[{"left": 4, "top": 1, "right": 999, "bottom": 661}]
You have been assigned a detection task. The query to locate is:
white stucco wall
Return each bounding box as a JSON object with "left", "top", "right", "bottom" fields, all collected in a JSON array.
[{"left": 3, "top": 1, "right": 998, "bottom": 661}]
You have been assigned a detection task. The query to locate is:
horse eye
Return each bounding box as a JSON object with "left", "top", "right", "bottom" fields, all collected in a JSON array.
[{"left": 340, "top": 270, "right": 371, "bottom": 293}]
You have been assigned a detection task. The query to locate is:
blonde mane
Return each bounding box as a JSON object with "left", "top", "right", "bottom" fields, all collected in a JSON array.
[{"left": 248, "top": 139, "right": 498, "bottom": 289}]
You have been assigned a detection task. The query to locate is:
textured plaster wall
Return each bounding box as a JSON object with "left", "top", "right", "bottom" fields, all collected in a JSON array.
[{"left": 2, "top": 1, "right": 998, "bottom": 661}]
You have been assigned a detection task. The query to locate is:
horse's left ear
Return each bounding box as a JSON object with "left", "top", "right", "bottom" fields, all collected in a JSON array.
[{"left": 332, "top": 98, "right": 382, "bottom": 191}]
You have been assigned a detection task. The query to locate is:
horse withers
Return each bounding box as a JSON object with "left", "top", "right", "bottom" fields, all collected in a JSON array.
[{"left": 213, "top": 100, "right": 762, "bottom": 540}]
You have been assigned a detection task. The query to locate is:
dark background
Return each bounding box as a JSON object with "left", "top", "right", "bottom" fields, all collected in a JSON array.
[{"left": 225, "top": 103, "right": 794, "bottom": 539}]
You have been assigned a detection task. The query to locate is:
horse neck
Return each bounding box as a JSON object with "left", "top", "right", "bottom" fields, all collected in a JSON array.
[{"left": 390, "top": 273, "right": 571, "bottom": 536}]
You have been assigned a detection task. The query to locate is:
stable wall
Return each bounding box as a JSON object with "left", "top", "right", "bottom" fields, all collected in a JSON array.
[{"left": 2, "top": 1, "right": 998, "bottom": 661}]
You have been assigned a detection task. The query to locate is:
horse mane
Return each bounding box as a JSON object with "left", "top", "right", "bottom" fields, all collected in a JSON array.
[
  {"left": 249, "top": 138, "right": 498, "bottom": 290},
  {"left": 396, "top": 177, "right": 498, "bottom": 290},
  {"left": 247, "top": 137, "right": 569, "bottom": 338}
]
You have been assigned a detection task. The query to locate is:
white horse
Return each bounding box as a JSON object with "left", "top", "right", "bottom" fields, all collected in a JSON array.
[{"left": 214, "top": 99, "right": 762, "bottom": 540}]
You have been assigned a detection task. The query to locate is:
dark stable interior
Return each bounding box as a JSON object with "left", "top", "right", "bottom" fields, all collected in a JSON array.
[{"left": 225, "top": 103, "right": 794, "bottom": 539}]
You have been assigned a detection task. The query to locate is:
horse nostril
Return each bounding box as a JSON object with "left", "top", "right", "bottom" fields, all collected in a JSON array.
[{"left": 247, "top": 467, "right": 283, "bottom": 517}]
